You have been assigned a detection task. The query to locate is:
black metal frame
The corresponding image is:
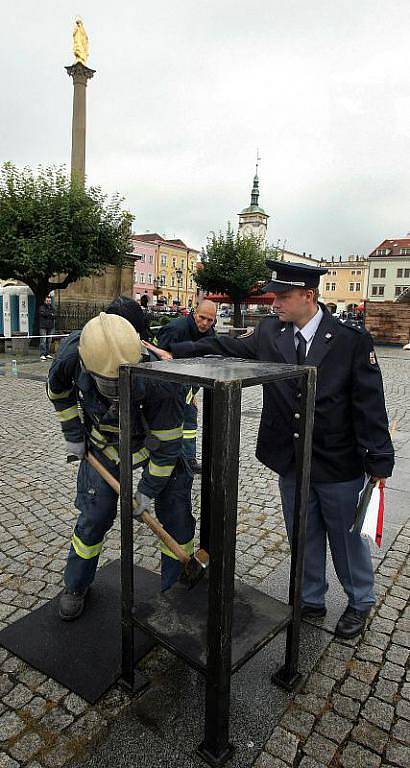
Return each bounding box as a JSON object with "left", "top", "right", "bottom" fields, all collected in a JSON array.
[{"left": 118, "top": 360, "right": 316, "bottom": 766}]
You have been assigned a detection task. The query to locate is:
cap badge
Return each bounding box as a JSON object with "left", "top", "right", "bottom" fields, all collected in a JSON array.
[{"left": 325, "top": 332, "right": 332, "bottom": 339}]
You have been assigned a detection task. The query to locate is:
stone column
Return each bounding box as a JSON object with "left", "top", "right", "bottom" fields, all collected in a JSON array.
[{"left": 65, "top": 62, "right": 96, "bottom": 184}]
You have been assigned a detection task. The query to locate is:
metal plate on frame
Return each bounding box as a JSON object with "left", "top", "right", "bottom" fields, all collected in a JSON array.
[{"left": 131, "top": 566, "right": 292, "bottom": 674}]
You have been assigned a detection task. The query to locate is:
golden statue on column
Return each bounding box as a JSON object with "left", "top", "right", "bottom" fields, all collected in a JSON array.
[{"left": 73, "top": 17, "right": 89, "bottom": 65}]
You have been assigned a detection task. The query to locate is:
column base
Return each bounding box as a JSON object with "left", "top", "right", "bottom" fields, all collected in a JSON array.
[
  {"left": 197, "top": 742, "right": 234, "bottom": 767},
  {"left": 272, "top": 664, "right": 305, "bottom": 692}
]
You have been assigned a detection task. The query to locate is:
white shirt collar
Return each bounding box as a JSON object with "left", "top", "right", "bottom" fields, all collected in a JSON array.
[{"left": 293, "top": 306, "right": 323, "bottom": 343}]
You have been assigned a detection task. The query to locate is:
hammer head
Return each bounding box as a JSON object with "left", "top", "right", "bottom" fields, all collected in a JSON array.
[{"left": 179, "top": 555, "right": 208, "bottom": 589}]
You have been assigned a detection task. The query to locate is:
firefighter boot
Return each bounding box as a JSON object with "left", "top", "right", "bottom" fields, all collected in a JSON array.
[{"left": 59, "top": 587, "right": 89, "bottom": 621}]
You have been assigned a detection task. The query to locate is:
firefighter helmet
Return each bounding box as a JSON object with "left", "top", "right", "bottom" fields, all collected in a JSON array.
[{"left": 79, "top": 312, "right": 142, "bottom": 398}]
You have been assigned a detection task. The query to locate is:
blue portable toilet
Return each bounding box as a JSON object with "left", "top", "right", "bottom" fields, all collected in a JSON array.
[
  {"left": 10, "top": 294, "right": 20, "bottom": 333},
  {"left": 28, "top": 294, "right": 36, "bottom": 336}
]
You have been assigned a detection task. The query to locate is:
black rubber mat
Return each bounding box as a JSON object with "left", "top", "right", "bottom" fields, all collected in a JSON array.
[{"left": 0, "top": 560, "right": 154, "bottom": 703}]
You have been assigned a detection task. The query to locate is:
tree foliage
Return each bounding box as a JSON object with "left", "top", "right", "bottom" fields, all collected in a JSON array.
[
  {"left": 194, "top": 224, "right": 270, "bottom": 325},
  {"left": 0, "top": 162, "right": 133, "bottom": 312}
]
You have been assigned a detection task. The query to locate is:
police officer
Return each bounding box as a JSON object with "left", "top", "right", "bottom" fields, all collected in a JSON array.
[
  {"left": 47, "top": 312, "right": 195, "bottom": 620},
  {"left": 149, "top": 261, "right": 394, "bottom": 639},
  {"left": 156, "top": 300, "right": 217, "bottom": 473}
]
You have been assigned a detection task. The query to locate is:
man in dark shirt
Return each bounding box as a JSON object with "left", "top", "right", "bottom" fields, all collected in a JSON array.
[
  {"left": 39, "top": 296, "right": 56, "bottom": 360},
  {"left": 157, "top": 300, "right": 216, "bottom": 473}
]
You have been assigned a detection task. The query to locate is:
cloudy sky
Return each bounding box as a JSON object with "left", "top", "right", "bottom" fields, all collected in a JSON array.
[{"left": 2, "top": 1, "right": 409, "bottom": 258}]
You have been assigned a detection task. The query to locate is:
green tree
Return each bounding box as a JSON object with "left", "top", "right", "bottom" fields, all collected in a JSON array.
[
  {"left": 0, "top": 162, "right": 133, "bottom": 331},
  {"left": 195, "top": 224, "right": 270, "bottom": 326}
]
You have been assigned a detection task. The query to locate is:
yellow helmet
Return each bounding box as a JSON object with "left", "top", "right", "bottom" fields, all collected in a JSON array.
[{"left": 79, "top": 312, "right": 143, "bottom": 398}]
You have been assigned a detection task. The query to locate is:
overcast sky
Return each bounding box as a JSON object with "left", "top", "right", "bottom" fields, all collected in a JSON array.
[{"left": 2, "top": 1, "right": 409, "bottom": 258}]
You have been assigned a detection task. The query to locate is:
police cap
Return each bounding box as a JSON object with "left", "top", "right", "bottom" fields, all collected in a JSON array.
[{"left": 263, "top": 259, "right": 328, "bottom": 293}]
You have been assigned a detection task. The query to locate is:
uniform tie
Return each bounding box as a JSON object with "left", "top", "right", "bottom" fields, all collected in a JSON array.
[{"left": 295, "top": 330, "right": 306, "bottom": 364}]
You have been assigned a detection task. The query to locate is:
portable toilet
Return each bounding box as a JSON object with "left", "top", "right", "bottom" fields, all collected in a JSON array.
[
  {"left": 16, "top": 285, "right": 34, "bottom": 335},
  {"left": 0, "top": 287, "right": 3, "bottom": 336}
]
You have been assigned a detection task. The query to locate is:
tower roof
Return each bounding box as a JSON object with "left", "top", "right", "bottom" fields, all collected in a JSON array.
[{"left": 239, "top": 159, "right": 268, "bottom": 217}]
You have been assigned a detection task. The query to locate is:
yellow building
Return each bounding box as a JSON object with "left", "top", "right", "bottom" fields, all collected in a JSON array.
[
  {"left": 133, "top": 234, "right": 199, "bottom": 307},
  {"left": 319, "top": 257, "right": 369, "bottom": 313}
]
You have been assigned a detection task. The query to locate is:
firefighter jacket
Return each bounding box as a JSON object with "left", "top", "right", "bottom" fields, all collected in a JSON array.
[
  {"left": 167, "top": 306, "right": 395, "bottom": 483},
  {"left": 47, "top": 331, "right": 187, "bottom": 498}
]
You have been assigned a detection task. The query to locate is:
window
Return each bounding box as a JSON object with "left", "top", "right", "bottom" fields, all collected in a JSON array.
[
  {"left": 376, "top": 248, "right": 388, "bottom": 255},
  {"left": 397, "top": 268, "right": 403, "bottom": 277},
  {"left": 181, "top": 259, "right": 185, "bottom": 269},
  {"left": 395, "top": 285, "right": 409, "bottom": 296},
  {"left": 400, "top": 248, "right": 410, "bottom": 255},
  {"left": 378, "top": 286, "right": 384, "bottom": 296},
  {"left": 331, "top": 283, "right": 336, "bottom": 291},
  {"left": 405, "top": 269, "right": 410, "bottom": 278},
  {"left": 140, "top": 273, "right": 145, "bottom": 284},
  {"left": 325, "top": 282, "right": 330, "bottom": 291},
  {"left": 147, "top": 273, "right": 152, "bottom": 284},
  {"left": 189, "top": 279, "right": 193, "bottom": 288},
  {"left": 149, "top": 254, "right": 153, "bottom": 264},
  {"left": 373, "top": 268, "right": 379, "bottom": 277},
  {"left": 327, "top": 270, "right": 331, "bottom": 275},
  {"left": 380, "top": 268, "right": 386, "bottom": 278},
  {"left": 172, "top": 257, "right": 176, "bottom": 268},
  {"left": 171, "top": 276, "right": 175, "bottom": 287},
  {"left": 139, "top": 254, "right": 145, "bottom": 263},
  {"left": 356, "top": 283, "right": 361, "bottom": 291},
  {"left": 371, "top": 286, "right": 377, "bottom": 296},
  {"left": 349, "top": 283, "right": 354, "bottom": 291},
  {"left": 332, "top": 270, "right": 337, "bottom": 276},
  {"left": 351, "top": 270, "right": 356, "bottom": 276},
  {"left": 357, "top": 270, "right": 361, "bottom": 275},
  {"left": 161, "top": 254, "right": 167, "bottom": 266}
]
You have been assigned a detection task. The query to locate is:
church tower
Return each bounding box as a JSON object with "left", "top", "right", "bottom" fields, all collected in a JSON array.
[{"left": 238, "top": 158, "right": 269, "bottom": 242}]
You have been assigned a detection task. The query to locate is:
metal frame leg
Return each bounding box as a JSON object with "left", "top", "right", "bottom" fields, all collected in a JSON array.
[
  {"left": 200, "top": 388, "right": 213, "bottom": 552},
  {"left": 119, "top": 367, "right": 144, "bottom": 694},
  {"left": 273, "top": 368, "right": 316, "bottom": 690},
  {"left": 198, "top": 381, "right": 242, "bottom": 766}
]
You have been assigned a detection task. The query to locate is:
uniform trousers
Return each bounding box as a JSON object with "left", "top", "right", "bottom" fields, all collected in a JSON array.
[
  {"left": 64, "top": 457, "right": 195, "bottom": 593},
  {"left": 279, "top": 471, "right": 375, "bottom": 611}
]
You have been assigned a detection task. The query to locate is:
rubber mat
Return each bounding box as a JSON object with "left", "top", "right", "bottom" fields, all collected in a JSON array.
[{"left": 0, "top": 560, "right": 154, "bottom": 703}]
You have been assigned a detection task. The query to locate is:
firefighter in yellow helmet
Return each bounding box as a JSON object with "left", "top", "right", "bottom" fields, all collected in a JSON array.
[{"left": 47, "top": 311, "right": 195, "bottom": 620}]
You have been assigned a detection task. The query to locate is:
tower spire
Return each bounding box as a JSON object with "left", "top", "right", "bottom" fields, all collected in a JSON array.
[{"left": 251, "top": 149, "right": 261, "bottom": 207}]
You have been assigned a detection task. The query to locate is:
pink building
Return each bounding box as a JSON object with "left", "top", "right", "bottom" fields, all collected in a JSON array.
[{"left": 131, "top": 235, "right": 156, "bottom": 304}]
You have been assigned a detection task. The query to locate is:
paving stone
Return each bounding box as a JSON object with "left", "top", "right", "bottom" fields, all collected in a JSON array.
[
  {"left": 326, "top": 643, "right": 355, "bottom": 662},
  {"left": 393, "top": 718, "right": 410, "bottom": 744},
  {"left": 348, "top": 659, "right": 379, "bottom": 685},
  {"left": 36, "top": 680, "right": 68, "bottom": 702},
  {"left": 374, "top": 678, "right": 400, "bottom": 704},
  {"left": 332, "top": 694, "right": 361, "bottom": 721},
  {"left": 298, "top": 759, "right": 327, "bottom": 768},
  {"left": 356, "top": 645, "right": 384, "bottom": 664},
  {"left": 304, "top": 672, "right": 335, "bottom": 697},
  {"left": 386, "top": 645, "right": 409, "bottom": 666},
  {"left": 8, "top": 732, "right": 44, "bottom": 762},
  {"left": 22, "top": 696, "right": 48, "bottom": 719},
  {"left": 401, "top": 683, "right": 410, "bottom": 701},
  {"left": 340, "top": 742, "right": 381, "bottom": 768},
  {"left": 0, "top": 674, "right": 13, "bottom": 696},
  {"left": 280, "top": 707, "right": 315, "bottom": 739},
  {"left": 16, "top": 668, "right": 47, "bottom": 689},
  {"left": 40, "top": 707, "right": 74, "bottom": 732},
  {"left": 369, "top": 616, "right": 396, "bottom": 635},
  {"left": 392, "top": 630, "right": 410, "bottom": 648},
  {"left": 363, "top": 631, "right": 390, "bottom": 651},
  {"left": 340, "top": 677, "right": 371, "bottom": 702},
  {"left": 3, "top": 682, "right": 34, "bottom": 708},
  {"left": 362, "top": 697, "right": 394, "bottom": 729},
  {"left": 265, "top": 726, "right": 299, "bottom": 764},
  {"left": 253, "top": 754, "right": 288, "bottom": 768},
  {"left": 385, "top": 739, "right": 410, "bottom": 767},
  {"left": 303, "top": 732, "right": 338, "bottom": 764},
  {"left": 396, "top": 698, "right": 410, "bottom": 721},
  {"left": 64, "top": 692, "right": 88, "bottom": 716},
  {"left": 352, "top": 718, "right": 389, "bottom": 754},
  {"left": 0, "top": 710, "right": 26, "bottom": 740},
  {"left": 294, "top": 693, "right": 328, "bottom": 716},
  {"left": 315, "top": 710, "right": 352, "bottom": 744},
  {"left": 317, "top": 655, "right": 347, "bottom": 680},
  {"left": 0, "top": 754, "right": 20, "bottom": 768},
  {"left": 380, "top": 662, "right": 406, "bottom": 682}
]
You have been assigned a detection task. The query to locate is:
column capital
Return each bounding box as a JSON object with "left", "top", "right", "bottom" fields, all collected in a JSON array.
[{"left": 65, "top": 61, "right": 96, "bottom": 85}]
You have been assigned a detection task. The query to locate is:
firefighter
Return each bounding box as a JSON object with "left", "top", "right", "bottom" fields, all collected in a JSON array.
[{"left": 47, "top": 312, "right": 195, "bottom": 620}]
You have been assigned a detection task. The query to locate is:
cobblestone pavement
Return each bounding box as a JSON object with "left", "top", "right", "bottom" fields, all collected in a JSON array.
[{"left": 0, "top": 350, "right": 409, "bottom": 767}]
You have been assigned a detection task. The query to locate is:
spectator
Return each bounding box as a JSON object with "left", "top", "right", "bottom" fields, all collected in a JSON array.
[{"left": 39, "top": 296, "right": 55, "bottom": 360}]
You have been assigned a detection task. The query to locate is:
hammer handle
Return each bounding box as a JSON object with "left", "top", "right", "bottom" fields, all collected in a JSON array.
[{"left": 86, "top": 452, "right": 190, "bottom": 565}]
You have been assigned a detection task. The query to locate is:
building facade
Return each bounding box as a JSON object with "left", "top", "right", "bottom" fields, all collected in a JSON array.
[
  {"left": 319, "top": 256, "right": 369, "bottom": 313},
  {"left": 133, "top": 233, "right": 199, "bottom": 307},
  {"left": 131, "top": 236, "right": 156, "bottom": 303},
  {"left": 367, "top": 237, "right": 410, "bottom": 302}
]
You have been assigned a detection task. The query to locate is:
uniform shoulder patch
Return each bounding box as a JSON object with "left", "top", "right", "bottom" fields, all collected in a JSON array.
[
  {"left": 369, "top": 350, "right": 378, "bottom": 365},
  {"left": 337, "top": 319, "right": 365, "bottom": 334}
]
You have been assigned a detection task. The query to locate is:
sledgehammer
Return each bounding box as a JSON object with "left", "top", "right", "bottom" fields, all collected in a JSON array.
[{"left": 85, "top": 451, "right": 209, "bottom": 588}]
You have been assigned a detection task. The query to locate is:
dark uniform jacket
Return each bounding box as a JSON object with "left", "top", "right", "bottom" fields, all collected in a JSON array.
[
  {"left": 39, "top": 303, "right": 55, "bottom": 331},
  {"left": 157, "top": 312, "right": 215, "bottom": 349},
  {"left": 168, "top": 306, "right": 394, "bottom": 483},
  {"left": 47, "top": 331, "right": 187, "bottom": 498}
]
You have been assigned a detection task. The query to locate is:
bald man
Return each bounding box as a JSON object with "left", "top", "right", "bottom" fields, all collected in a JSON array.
[{"left": 156, "top": 300, "right": 217, "bottom": 473}]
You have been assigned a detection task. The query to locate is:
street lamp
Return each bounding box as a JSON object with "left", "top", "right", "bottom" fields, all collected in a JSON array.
[{"left": 175, "top": 267, "right": 183, "bottom": 305}]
